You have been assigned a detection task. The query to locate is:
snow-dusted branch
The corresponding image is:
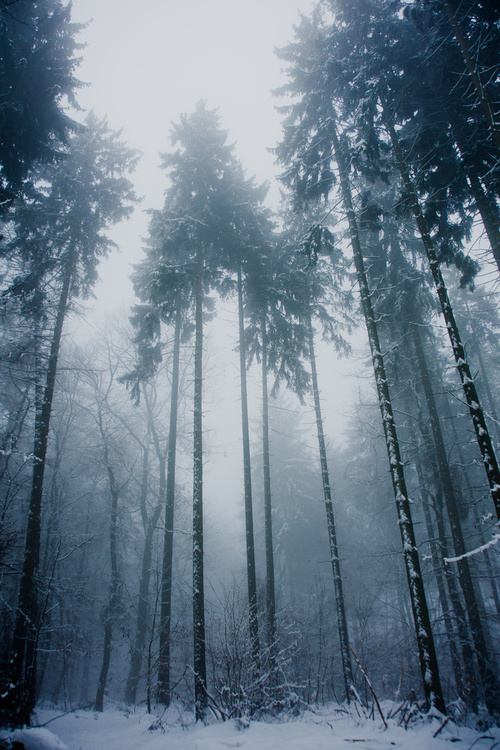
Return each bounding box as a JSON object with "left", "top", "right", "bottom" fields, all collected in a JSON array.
[{"left": 444, "top": 534, "right": 500, "bottom": 564}]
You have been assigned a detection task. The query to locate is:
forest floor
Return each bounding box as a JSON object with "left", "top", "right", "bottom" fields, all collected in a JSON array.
[{"left": 1, "top": 703, "right": 499, "bottom": 750}]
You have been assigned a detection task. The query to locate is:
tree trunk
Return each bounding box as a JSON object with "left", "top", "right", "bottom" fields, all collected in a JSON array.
[
  {"left": 261, "top": 313, "right": 276, "bottom": 647},
  {"left": 331, "top": 120, "right": 445, "bottom": 714},
  {"left": 432, "top": 487, "right": 480, "bottom": 704},
  {"left": 94, "top": 407, "right": 121, "bottom": 713},
  {"left": 415, "top": 423, "right": 477, "bottom": 702},
  {"left": 124, "top": 440, "right": 162, "bottom": 705},
  {"left": 440, "top": 0, "right": 500, "bottom": 151},
  {"left": 411, "top": 322, "right": 499, "bottom": 711},
  {"left": 158, "top": 305, "right": 182, "bottom": 706},
  {"left": 474, "top": 343, "right": 500, "bottom": 448},
  {"left": 5, "top": 252, "right": 74, "bottom": 727},
  {"left": 237, "top": 265, "right": 261, "bottom": 677},
  {"left": 193, "top": 243, "right": 207, "bottom": 721},
  {"left": 387, "top": 118, "right": 500, "bottom": 523},
  {"left": 420, "top": 487, "right": 463, "bottom": 696},
  {"left": 445, "top": 406, "right": 500, "bottom": 624},
  {"left": 307, "top": 308, "right": 354, "bottom": 703}
]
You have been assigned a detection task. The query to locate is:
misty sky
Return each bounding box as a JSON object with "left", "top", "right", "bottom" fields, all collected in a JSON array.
[
  {"left": 66, "top": 0, "right": 361, "bottom": 535},
  {"left": 69, "top": 0, "right": 316, "bottom": 314}
]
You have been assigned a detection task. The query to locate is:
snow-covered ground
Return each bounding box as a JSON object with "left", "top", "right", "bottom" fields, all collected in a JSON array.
[{"left": 1, "top": 704, "right": 499, "bottom": 750}]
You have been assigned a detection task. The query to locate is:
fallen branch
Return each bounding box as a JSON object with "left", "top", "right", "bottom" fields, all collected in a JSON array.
[{"left": 433, "top": 716, "right": 450, "bottom": 738}]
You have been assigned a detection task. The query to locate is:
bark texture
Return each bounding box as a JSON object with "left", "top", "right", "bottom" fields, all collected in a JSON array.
[{"left": 331, "top": 121, "right": 445, "bottom": 713}]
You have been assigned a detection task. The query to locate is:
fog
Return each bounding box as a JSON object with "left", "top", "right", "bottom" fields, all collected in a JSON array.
[
  {"left": 70, "top": 0, "right": 317, "bottom": 313},
  {"left": 1, "top": 0, "right": 499, "bottom": 739}
]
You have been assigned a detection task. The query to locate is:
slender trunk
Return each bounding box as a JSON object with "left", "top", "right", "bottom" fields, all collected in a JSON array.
[
  {"left": 307, "top": 308, "right": 354, "bottom": 703},
  {"left": 331, "top": 120, "right": 445, "bottom": 713},
  {"left": 158, "top": 306, "right": 182, "bottom": 706},
  {"left": 386, "top": 118, "right": 500, "bottom": 523},
  {"left": 474, "top": 343, "right": 500, "bottom": 448},
  {"left": 237, "top": 265, "right": 260, "bottom": 674},
  {"left": 147, "top": 582, "right": 160, "bottom": 714},
  {"left": 79, "top": 651, "right": 91, "bottom": 707},
  {"left": 124, "top": 447, "right": 163, "bottom": 705},
  {"left": 193, "top": 243, "right": 207, "bottom": 721},
  {"left": 94, "top": 412, "right": 120, "bottom": 712},
  {"left": 261, "top": 313, "right": 276, "bottom": 647},
  {"left": 420, "top": 488, "right": 463, "bottom": 696},
  {"left": 414, "top": 421, "right": 477, "bottom": 701},
  {"left": 440, "top": 0, "right": 500, "bottom": 151},
  {"left": 94, "top": 623, "right": 112, "bottom": 714},
  {"left": 284, "top": 485, "right": 297, "bottom": 609},
  {"left": 432, "top": 487, "right": 479, "bottom": 706},
  {"left": 6, "top": 253, "right": 74, "bottom": 727},
  {"left": 411, "top": 322, "right": 499, "bottom": 711},
  {"left": 124, "top": 441, "right": 149, "bottom": 703}
]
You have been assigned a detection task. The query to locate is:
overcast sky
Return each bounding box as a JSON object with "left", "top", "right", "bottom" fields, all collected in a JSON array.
[{"left": 69, "top": 0, "right": 317, "bottom": 315}]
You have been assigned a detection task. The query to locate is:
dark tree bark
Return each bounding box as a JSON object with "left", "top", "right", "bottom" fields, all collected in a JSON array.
[
  {"left": 415, "top": 419, "right": 477, "bottom": 703},
  {"left": 440, "top": 0, "right": 500, "bottom": 151},
  {"left": 94, "top": 406, "right": 121, "bottom": 713},
  {"left": 192, "top": 243, "right": 207, "bottom": 721},
  {"left": 474, "top": 344, "right": 500, "bottom": 448},
  {"left": 158, "top": 305, "right": 182, "bottom": 706},
  {"left": 331, "top": 120, "right": 445, "bottom": 714},
  {"left": 431, "top": 488, "right": 479, "bottom": 701},
  {"left": 410, "top": 321, "right": 500, "bottom": 712},
  {"left": 124, "top": 434, "right": 162, "bottom": 705},
  {"left": 5, "top": 251, "right": 74, "bottom": 727},
  {"left": 306, "top": 308, "right": 354, "bottom": 703},
  {"left": 419, "top": 486, "right": 463, "bottom": 696},
  {"left": 387, "top": 119, "right": 500, "bottom": 523},
  {"left": 237, "top": 265, "right": 261, "bottom": 674},
  {"left": 261, "top": 313, "right": 276, "bottom": 647}
]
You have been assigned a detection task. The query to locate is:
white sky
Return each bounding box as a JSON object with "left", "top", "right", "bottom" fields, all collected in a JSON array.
[{"left": 69, "top": 0, "right": 317, "bottom": 314}]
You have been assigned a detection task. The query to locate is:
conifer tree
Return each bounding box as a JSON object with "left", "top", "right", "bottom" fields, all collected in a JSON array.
[
  {"left": 1, "top": 113, "right": 138, "bottom": 726},
  {"left": 244, "top": 242, "right": 311, "bottom": 655},
  {"left": 131, "top": 102, "right": 275, "bottom": 718},
  {"left": 0, "top": 0, "right": 83, "bottom": 210},
  {"left": 275, "top": 30, "right": 445, "bottom": 711},
  {"left": 277, "top": 216, "right": 356, "bottom": 703}
]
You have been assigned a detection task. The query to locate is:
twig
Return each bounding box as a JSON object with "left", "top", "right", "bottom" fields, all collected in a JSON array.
[
  {"left": 349, "top": 646, "right": 388, "bottom": 730},
  {"left": 433, "top": 716, "right": 450, "bottom": 738},
  {"left": 32, "top": 703, "right": 94, "bottom": 727},
  {"left": 467, "top": 737, "right": 498, "bottom": 750}
]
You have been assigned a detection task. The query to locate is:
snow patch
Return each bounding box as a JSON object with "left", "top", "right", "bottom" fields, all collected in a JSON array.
[
  {"left": 27, "top": 705, "right": 500, "bottom": 750},
  {"left": 0, "top": 728, "right": 68, "bottom": 750}
]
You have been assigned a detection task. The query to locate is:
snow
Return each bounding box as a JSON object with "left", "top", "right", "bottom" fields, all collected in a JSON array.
[
  {"left": 2, "top": 705, "right": 496, "bottom": 750},
  {"left": 0, "top": 727, "right": 69, "bottom": 750},
  {"left": 444, "top": 533, "right": 500, "bottom": 563}
]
